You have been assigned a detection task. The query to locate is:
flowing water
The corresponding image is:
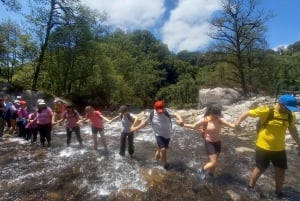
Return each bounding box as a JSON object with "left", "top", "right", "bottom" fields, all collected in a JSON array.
[{"left": 0, "top": 119, "right": 300, "bottom": 201}]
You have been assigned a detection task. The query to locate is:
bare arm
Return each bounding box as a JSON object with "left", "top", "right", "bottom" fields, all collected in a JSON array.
[
  {"left": 219, "top": 118, "right": 236, "bottom": 128},
  {"left": 235, "top": 110, "right": 250, "bottom": 126},
  {"left": 288, "top": 126, "right": 300, "bottom": 156},
  {"left": 172, "top": 113, "right": 184, "bottom": 126},
  {"left": 182, "top": 121, "right": 202, "bottom": 130},
  {"left": 131, "top": 120, "right": 149, "bottom": 132},
  {"left": 109, "top": 114, "right": 121, "bottom": 123},
  {"left": 101, "top": 115, "right": 111, "bottom": 123}
]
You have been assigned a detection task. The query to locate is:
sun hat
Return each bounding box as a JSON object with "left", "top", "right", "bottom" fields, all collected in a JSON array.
[
  {"left": 37, "top": 99, "right": 46, "bottom": 105},
  {"left": 154, "top": 101, "right": 164, "bottom": 113},
  {"left": 14, "top": 100, "right": 20, "bottom": 104},
  {"left": 278, "top": 94, "right": 300, "bottom": 111}
]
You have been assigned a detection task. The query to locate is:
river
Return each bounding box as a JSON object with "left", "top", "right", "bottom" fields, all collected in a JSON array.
[{"left": 0, "top": 117, "right": 299, "bottom": 201}]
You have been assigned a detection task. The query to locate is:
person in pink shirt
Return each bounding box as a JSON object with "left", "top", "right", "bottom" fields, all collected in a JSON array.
[
  {"left": 31, "top": 99, "right": 53, "bottom": 147},
  {"left": 82, "top": 106, "right": 110, "bottom": 151},
  {"left": 181, "top": 103, "right": 236, "bottom": 179},
  {"left": 26, "top": 108, "right": 38, "bottom": 143},
  {"left": 16, "top": 100, "right": 28, "bottom": 139},
  {"left": 56, "top": 104, "right": 82, "bottom": 147}
]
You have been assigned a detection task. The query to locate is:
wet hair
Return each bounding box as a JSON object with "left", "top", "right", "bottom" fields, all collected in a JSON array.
[{"left": 204, "top": 103, "right": 222, "bottom": 117}]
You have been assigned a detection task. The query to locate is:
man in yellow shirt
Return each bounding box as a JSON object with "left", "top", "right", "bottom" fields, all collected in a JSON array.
[{"left": 235, "top": 94, "right": 300, "bottom": 198}]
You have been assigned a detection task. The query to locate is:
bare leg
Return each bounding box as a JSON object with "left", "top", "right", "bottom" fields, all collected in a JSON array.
[
  {"left": 155, "top": 149, "right": 160, "bottom": 161},
  {"left": 92, "top": 134, "right": 98, "bottom": 150},
  {"left": 274, "top": 166, "right": 285, "bottom": 193},
  {"left": 160, "top": 148, "right": 168, "bottom": 166},
  {"left": 203, "top": 153, "right": 219, "bottom": 174},
  {"left": 249, "top": 167, "right": 265, "bottom": 188},
  {"left": 99, "top": 130, "right": 107, "bottom": 148}
]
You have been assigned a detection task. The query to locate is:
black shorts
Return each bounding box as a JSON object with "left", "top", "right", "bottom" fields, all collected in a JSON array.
[
  {"left": 91, "top": 126, "right": 104, "bottom": 135},
  {"left": 155, "top": 136, "right": 170, "bottom": 149},
  {"left": 205, "top": 141, "right": 221, "bottom": 155},
  {"left": 255, "top": 146, "right": 287, "bottom": 170}
]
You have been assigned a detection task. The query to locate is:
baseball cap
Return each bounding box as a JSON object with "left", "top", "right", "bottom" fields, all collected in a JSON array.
[
  {"left": 278, "top": 94, "right": 299, "bottom": 111},
  {"left": 154, "top": 101, "right": 164, "bottom": 113},
  {"left": 19, "top": 100, "right": 27, "bottom": 105}
]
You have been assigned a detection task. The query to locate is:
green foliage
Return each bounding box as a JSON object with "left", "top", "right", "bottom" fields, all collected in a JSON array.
[{"left": 1, "top": 0, "right": 300, "bottom": 109}]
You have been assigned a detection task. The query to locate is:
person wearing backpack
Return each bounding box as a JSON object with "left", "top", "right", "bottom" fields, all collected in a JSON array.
[
  {"left": 110, "top": 105, "right": 138, "bottom": 157},
  {"left": 131, "top": 100, "right": 183, "bottom": 170},
  {"left": 181, "top": 103, "right": 236, "bottom": 179},
  {"left": 235, "top": 94, "right": 300, "bottom": 198}
]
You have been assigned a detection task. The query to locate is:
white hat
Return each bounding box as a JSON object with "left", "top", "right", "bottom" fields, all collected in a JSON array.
[
  {"left": 17, "top": 96, "right": 22, "bottom": 100},
  {"left": 37, "top": 99, "right": 46, "bottom": 105},
  {"left": 14, "top": 100, "right": 20, "bottom": 104}
]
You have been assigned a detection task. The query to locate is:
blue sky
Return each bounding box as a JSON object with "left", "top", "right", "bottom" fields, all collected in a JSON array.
[{"left": 1, "top": 0, "right": 299, "bottom": 53}]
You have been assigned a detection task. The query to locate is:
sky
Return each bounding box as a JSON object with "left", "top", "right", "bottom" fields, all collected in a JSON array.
[{"left": 1, "top": 0, "right": 300, "bottom": 53}]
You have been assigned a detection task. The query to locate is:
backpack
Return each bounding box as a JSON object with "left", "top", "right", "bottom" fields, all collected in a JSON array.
[
  {"left": 256, "top": 107, "right": 292, "bottom": 134},
  {"left": 2, "top": 107, "right": 11, "bottom": 120},
  {"left": 200, "top": 118, "right": 209, "bottom": 138},
  {"left": 149, "top": 109, "right": 172, "bottom": 127}
]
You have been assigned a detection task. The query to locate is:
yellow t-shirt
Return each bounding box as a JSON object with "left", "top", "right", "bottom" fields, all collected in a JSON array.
[{"left": 249, "top": 106, "right": 296, "bottom": 151}]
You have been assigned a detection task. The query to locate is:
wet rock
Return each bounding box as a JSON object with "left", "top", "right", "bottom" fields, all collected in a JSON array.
[{"left": 226, "top": 189, "right": 241, "bottom": 201}]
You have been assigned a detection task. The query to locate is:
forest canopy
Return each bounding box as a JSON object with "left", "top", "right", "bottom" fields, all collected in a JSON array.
[{"left": 0, "top": 0, "right": 299, "bottom": 108}]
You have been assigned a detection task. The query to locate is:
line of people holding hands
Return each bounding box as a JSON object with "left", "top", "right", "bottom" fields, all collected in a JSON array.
[{"left": 1, "top": 94, "right": 300, "bottom": 198}]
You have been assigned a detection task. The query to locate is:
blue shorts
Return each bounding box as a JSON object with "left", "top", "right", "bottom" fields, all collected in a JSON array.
[
  {"left": 205, "top": 140, "right": 221, "bottom": 155},
  {"left": 155, "top": 136, "right": 170, "bottom": 149},
  {"left": 255, "top": 146, "right": 287, "bottom": 170}
]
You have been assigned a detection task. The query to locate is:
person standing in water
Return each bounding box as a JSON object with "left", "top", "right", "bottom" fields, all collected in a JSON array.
[
  {"left": 181, "top": 103, "right": 236, "bottom": 179},
  {"left": 131, "top": 100, "right": 183, "bottom": 170},
  {"left": 82, "top": 106, "right": 110, "bottom": 151},
  {"left": 56, "top": 104, "right": 83, "bottom": 147},
  {"left": 110, "top": 105, "right": 138, "bottom": 157},
  {"left": 235, "top": 94, "right": 300, "bottom": 198}
]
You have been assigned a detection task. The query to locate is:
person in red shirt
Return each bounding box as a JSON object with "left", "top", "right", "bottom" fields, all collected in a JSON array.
[
  {"left": 82, "top": 106, "right": 110, "bottom": 151},
  {"left": 56, "top": 104, "right": 82, "bottom": 147}
]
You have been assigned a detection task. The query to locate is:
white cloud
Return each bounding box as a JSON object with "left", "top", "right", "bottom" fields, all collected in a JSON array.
[
  {"left": 83, "top": 0, "right": 165, "bottom": 29},
  {"left": 161, "top": 0, "right": 221, "bottom": 52},
  {"left": 82, "top": 0, "right": 222, "bottom": 52}
]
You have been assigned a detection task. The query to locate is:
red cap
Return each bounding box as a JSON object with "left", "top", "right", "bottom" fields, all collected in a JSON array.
[
  {"left": 154, "top": 101, "right": 164, "bottom": 113},
  {"left": 19, "top": 100, "right": 27, "bottom": 105}
]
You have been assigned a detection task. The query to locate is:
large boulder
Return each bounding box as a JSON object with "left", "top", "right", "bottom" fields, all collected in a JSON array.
[{"left": 198, "top": 87, "right": 243, "bottom": 107}]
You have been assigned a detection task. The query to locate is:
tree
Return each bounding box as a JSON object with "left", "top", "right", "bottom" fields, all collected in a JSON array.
[
  {"left": 1, "top": 0, "right": 21, "bottom": 12},
  {"left": 210, "top": 0, "right": 271, "bottom": 95},
  {"left": 26, "top": 0, "right": 81, "bottom": 90}
]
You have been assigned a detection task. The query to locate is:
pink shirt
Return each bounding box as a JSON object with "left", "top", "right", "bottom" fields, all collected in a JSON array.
[
  {"left": 85, "top": 110, "right": 103, "bottom": 128},
  {"left": 26, "top": 112, "right": 38, "bottom": 129},
  {"left": 198, "top": 118, "right": 223, "bottom": 142},
  {"left": 63, "top": 110, "right": 80, "bottom": 128},
  {"left": 17, "top": 108, "right": 28, "bottom": 119},
  {"left": 37, "top": 107, "right": 53, "bottom": 125}
]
